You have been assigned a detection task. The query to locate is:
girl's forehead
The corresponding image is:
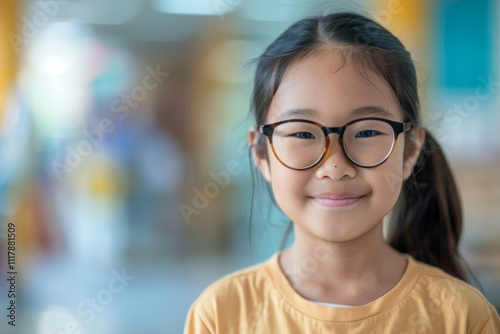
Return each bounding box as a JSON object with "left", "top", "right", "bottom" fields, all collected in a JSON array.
[{"left": 267, "top": 52, "right": 401, "bottom": 124}]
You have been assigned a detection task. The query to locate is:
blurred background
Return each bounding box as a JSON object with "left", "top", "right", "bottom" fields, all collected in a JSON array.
[{"left": 0, "top": 0, "right": 498, "bottom": 333}]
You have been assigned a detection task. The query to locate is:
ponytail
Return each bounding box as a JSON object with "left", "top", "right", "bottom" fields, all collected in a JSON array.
[{"left": 389, "top": 130, "right": 471, "bottom": 282}]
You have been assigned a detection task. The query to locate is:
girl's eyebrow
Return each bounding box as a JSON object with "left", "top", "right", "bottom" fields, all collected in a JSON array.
[
  {"left": 276, "top": 108, "right": 316, "bottom": 121},
  {"left": 276, "top": 105, "right": 395, "bottom": 122},
  {"left": 351, "top": 106, "right": 395, "bottom": 119}
]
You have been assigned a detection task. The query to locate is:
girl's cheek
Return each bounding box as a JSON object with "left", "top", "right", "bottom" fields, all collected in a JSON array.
[{"left": 377, "top": 156, "right": 405, "bottom": 197}]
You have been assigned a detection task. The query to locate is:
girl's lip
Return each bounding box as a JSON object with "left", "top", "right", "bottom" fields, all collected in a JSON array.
[{"left": 311, "top": 195, "right": 364, "bottom": 208}]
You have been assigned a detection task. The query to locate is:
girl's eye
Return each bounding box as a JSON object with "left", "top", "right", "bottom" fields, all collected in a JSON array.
[
  {"left": 355, "top": 130, "right": 380, "bottom": 138},
  {"left": 292, "top": 132, "right": 315, "bottom": 139}
]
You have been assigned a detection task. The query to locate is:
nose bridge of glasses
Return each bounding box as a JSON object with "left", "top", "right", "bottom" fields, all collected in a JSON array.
[
  {"left": 323, "top": 126, "right": 344, "bottom": 138},
  {"left": 321, "top": 126, "right": 347, "bottom": 162}
]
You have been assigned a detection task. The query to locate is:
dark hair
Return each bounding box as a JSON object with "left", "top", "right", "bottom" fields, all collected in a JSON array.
[{"left": 249, "top": 12, "right": 472, "bottom": 282}]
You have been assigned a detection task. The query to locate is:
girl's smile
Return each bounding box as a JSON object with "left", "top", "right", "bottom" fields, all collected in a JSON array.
[{"left": 310, "top": 192, "right": 365, "bottom": 209}]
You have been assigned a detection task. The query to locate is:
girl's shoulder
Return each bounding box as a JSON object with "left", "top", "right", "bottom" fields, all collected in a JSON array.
[
  {"left": 192, "top": 254, "right": 277, "bottom": 305},
  {"left": 404, "top": 256, "right": 500, "bottom": 332},
  {"left": 185, "top": 254, "right": 279, "bottom": 333},
  {"left": 408, "top": 256, "right": 496, "bottom": 313}
]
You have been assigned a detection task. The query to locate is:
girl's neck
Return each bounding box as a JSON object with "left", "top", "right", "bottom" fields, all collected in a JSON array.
[{"left": 279, "top": 227, "right": 407, "bottom": 306}]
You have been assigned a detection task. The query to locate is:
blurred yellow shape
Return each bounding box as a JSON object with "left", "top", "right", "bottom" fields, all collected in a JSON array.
[{"left": 0, "top": 0, "right": 23, "bottom": 130}]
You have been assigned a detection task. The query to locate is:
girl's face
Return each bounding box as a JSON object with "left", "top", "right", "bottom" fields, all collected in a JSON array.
[{"left": 252, "top": 51, "right": 423, "bottom": 244}]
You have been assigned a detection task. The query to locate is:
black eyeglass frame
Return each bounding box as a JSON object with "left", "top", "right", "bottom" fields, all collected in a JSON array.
[{"left": 259, "top": 117, "right": 413, "bottom": 170}]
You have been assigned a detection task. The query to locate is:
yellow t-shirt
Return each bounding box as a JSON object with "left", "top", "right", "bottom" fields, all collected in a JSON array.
[{"left": 185, "top": 253, "right": 500, "bottom": 333}]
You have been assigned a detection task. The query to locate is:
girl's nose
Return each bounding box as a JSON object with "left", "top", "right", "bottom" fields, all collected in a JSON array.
[{"left": 314, "top": 136, "right": 356, "bottom": 180}]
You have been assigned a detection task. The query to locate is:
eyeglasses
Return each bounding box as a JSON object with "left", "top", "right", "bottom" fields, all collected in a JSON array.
[{"left": 259, "top": 117, "right": 412, "bottom": 170}]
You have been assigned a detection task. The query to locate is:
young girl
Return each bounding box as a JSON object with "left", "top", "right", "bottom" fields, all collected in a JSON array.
[{"left": 184, "top": 12, "right": 500, "bottom": 333}]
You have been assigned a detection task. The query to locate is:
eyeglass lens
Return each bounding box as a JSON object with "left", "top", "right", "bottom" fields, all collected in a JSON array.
[{"left": 271, "top": 120, "right": 395, "bottom": 168}]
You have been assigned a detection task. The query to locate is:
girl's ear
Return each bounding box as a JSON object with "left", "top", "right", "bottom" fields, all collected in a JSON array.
[
  {"left": 403, "top": 126, "right": 426, "bottom": 180},
  {"left": 248, "top": 126, "right": 272, "bottom": 183}
]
